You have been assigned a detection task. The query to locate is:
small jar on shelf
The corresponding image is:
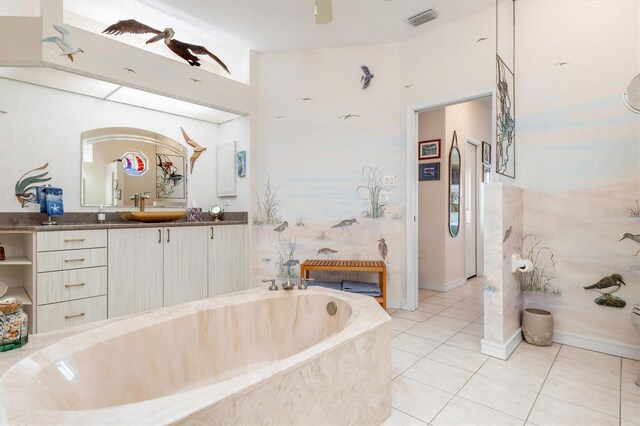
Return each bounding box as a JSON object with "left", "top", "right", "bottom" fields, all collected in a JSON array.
[{"left": 0, "top": 299, "right": 29, "bottom": 352}]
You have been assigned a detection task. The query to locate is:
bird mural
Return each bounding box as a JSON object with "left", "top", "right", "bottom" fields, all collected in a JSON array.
[
  {"left": 584, "top": 274, "right": 627, "bottom": 308},
  {"left": 361, "top": 65, "right": 374, "bottom": 89},
  {"left": 619, "top": 233, "right": 640, "bottom": 256},
  {"left": 302, "top": 97, "right": 313, "bottom": 101},
  {"left": 331, "top": 218, "right": 359, "bottom": 235},
  {"left": 124, "top": 67, "right": 136, "bottom": 73},
  {"left": 403, "top": 84, "right": 414, "bottom": 89},
  {"left": 283, "top": 259, "right": 299, "bottom": 268},
  {"left": 15, "top": 163, "right": 51, "bottom": 207},
  {"left": 503, "top": 226, "right": 512, "bottom": 243},
  {"left": 276, "top": 115, "right": 285, "bottom": 119},
  {"left": 273, "top": 221, "right": 289, "bottom": 233},
  {"left": 42, "top": 24, "right": 84, "bottom": 62},
  {"left": 338, "top": 114, "right": 360, "bottom": 119},
  {"left": 556, "top": 62, "right": 569, "bottom": 66},
  {"left": 0, "top": 110, "right": 7, "bottom": 114},
  {"left": 189, "top": 78, "right": 202, "bottom": 83},
  {"left": 377, "top": 238, "right": 388, "bottom": 261},
  {"left": 180, "top": 127, "right": 207, "bottom": 174},
  {"left": 476, "top": 37, "right": 489, "bottom": 43},
  {"left": 102, "top": 19, "right": 230, "bottom": 74},
  {"left": 317, "top": 248, "right": 338, "bottom": 257}
]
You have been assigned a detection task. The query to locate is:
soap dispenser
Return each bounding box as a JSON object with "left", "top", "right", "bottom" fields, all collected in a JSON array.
[{"left": 98, "top": 206, "right": 106, "bottom": 223}]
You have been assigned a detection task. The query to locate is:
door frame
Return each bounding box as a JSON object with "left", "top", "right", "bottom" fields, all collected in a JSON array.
[
  {"left": 465, "top": 137, "right": 483, "bottom": 279},
  {"left": 405, "top": 88, "right": 495, "bottom": 310}
]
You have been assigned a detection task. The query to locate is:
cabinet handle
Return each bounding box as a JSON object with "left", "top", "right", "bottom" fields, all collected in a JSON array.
[
  {"left": 64, "top": 312, "right": 85, "bottom": 319},
  {"left": 64, "top": 258, "right": 85, "bottom": 263},
  {"left": 64, "top": 238, "right": 86, "bottom": 243},
  {"left": 167, "top": 228, "right": 170, "bottom": 243},
  {"left": 211, "top": 227, "right": 214, "bottom": 240},
  {"left": 158, "top": 229, "right": 161, "bottom": 243},
  {"left": 65, "top": 282, "right": 86, "bottom": 288}
]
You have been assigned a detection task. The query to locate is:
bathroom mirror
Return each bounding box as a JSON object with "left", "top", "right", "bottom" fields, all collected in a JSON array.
[
  {"left": 81, "top": 127, "right": 188, "bottom": 207},
  {"left": 449, "top": 131, "right": 461, "bottom": 237}
]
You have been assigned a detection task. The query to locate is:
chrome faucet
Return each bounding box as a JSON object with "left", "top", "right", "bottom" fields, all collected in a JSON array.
[
  {"left": 130, "top": 192, "right": 151, "bottom": 211},
  {"left": 263, "top": 278, "right": 278, "bottom": 291},
  {"left": 282, "top": 276, "right": 295, "bottom": 290}
]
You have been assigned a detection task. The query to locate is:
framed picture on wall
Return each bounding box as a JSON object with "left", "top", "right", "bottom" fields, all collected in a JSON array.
[
  {"left": 483, "top": 164, "right": 492, "bottom": 183},
  {"left": 419, "top": 162, "right": 440, "bottom": 181},
  {"left": 418, "top": 139, "right": 441, "bottom": 160},
  {"left": 482, "top": 141, "right": 491, "bottom": 165}
]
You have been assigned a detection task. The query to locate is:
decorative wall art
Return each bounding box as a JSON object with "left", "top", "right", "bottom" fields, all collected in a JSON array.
[
  {"left": 419, "top": 163, "right": 440, "bottom": 181},
  {"left": 482, "top": 141, "right": 491, "bottom": 165},
  {"left": 15, "top": 163, "right": 51, "bottom": 207},
  {"left": 180, "top": 127, "right": 207, "bottom": 174},
  {"left": 496, "top": 55, "right": 515, "bottom": 178},
  {"left": 418, "top": 139, "right": 441, "bottom": 160},
  {"left": 102, "top": 19, "right": 230, "bottom": 74},
  {"left": 42, "top": 24, "right": 84, "bottom": 62},
  {"left": 121, "top": 151, "right": 148, "bottom": 176},
  {"left": 237, "top": 150, "right": 247, "bottom": 177},
  {"left": 483, "top": 164, "right": 492, "bottom": 183},
  {"left": 156, "top": 153, "right": 185, "bottom": 198},
  {"left": 360, "top": 65, "right": 374, "bottom": 89}
]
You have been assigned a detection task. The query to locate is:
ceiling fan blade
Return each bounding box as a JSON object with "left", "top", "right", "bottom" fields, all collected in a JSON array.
[{"left": 315, "top": 0, "right": 333, "bottom": 25}]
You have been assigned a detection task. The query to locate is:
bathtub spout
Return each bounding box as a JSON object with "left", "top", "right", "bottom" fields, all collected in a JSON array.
[
  {"left": 282, "top": 277, "right": 295, "bottom": 290},
  {"left": 262, "top": 278, "right": 278, "bottom": 291}
]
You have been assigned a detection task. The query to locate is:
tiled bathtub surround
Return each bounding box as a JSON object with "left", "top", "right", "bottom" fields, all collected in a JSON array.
[
  {"left": 0, "top": 288, "right": 390, "bottom": 425},
  {"left": 385, "top": 278, "right": 640, "bottom": 426}
]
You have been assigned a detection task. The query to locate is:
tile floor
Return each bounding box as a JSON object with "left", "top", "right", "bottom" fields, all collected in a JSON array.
[{"left": 384, "top": 277, "right": 640, "bottom": 426}]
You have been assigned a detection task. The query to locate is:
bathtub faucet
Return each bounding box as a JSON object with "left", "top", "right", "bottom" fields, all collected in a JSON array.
[
  {"left": 262, "top": 278, "right": 278, "bottom": 291},
  {"left": 282, "top": 276, "right": 295, "bottom": 290}
]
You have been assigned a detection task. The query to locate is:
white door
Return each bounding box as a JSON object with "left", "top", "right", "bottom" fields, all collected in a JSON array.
[
  {"left": 163, "top": 226, "right": 208, "bottom": 306},
  {"left": 465, "top": 142, "right": 478, "bottom": 278}
]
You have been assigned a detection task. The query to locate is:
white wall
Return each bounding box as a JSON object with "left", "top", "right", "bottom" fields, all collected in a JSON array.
[{"left": 0, "top": 78, "right": 250, "bottom": 212}]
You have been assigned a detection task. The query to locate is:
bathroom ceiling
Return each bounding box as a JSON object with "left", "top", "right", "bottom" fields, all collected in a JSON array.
[{"left": 139, "top": 0, "right": 495, "bottom": 53}]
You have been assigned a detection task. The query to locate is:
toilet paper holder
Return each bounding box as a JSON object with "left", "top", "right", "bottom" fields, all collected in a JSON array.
[{"left": 511, "top": 254, "right": 534, "bottom": 273}]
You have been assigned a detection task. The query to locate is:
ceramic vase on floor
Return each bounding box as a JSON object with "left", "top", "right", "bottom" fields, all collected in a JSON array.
[{"left": 522, "top": 308, "right": 553, "bottom": 346}]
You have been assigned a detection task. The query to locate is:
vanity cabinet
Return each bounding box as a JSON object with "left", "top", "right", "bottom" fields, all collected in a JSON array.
[
  {"left": 108, "top": 226, "right": 209, "bottom": 317},
  {"left": 35, "top": 229, "right": 108, "bottom": 333},
  {"left": 108, "top": 228, "right": 164, "bottom": 318},
  {"left": 208, "top": 224, "right": 247, "bottom": 296}
]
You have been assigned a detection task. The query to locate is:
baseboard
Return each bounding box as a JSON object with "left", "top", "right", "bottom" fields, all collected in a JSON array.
[
  {"left": 386, "top": 298, "right": 409, "bottom": 310},
  {"left": 419, "top": 277, "right": 467, "bottom": 293},
  {"left": 480, "top": 328, "right": 522, "bottom": 360},
  {"left": 552, "top": 330, "right": 640, "bottom": 361}
]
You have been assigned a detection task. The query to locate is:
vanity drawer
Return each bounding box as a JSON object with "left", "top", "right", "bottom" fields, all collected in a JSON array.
[
  {"left": 37, "top": 230, "right": 107, "bottom": 252},
  {"left": 37, "top": 267, "right": 107, "bottom": 305},
  {"left": 37, "top": 295, "right": 107, "bottom": 333},
  {"left": 37, "top": 248, "right": 107, "bottom": 273}
]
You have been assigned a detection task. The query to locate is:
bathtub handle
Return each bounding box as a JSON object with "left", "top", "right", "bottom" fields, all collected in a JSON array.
[{"left": 262, "top": 278, "right": 278, "bottom": 291}]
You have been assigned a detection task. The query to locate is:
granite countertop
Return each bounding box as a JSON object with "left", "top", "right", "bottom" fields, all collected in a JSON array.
[{"left": 0, "top": 212, "right": 248, "bottom": 231}]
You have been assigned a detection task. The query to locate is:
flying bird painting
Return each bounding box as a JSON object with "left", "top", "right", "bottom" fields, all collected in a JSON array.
[
  {"left": 189, "top": 77, "right": 202, "bottom": 83},
  {"left": 42, "top": 24, "right": 84, "bottom": 62},
  {"left": 503, "top": 226, "right": 512, "bottom": 243},
  {"left": 102, "top": 19, "right": 230, "bottom": 74},
  {"left": 180, "top": 127, "right": 207, "bottom": 174},
  {"left": 476, "top": 37, "right": 489, "bottom": 43},
  {"left": 361, "top": 65, "right": 374, "bottom": 89},
  {"left": 556, "top": 62, "right": 569, "bottom": 66},
  {"left": 302, "top": 97, "right": 313, "bottom": 101},
  {"left": 403, "top": 84, "right": 414, "bottom": 89},
  {"left": 124, "top": 67, "right": 136, "bottom": 73},
  {"left": 338, "top": 114, "right": 360, "bottom": 119}
]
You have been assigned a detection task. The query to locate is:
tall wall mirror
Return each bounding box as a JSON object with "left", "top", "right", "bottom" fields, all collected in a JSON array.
[
  {"left": 449, "top": 131, "right": 461, "bottom": 237},
  {"left": 81, "top": 127, "right": 188, "bottom": 207}
]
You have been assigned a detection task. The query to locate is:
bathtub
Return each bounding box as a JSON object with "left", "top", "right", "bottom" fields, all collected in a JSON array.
[{"left": 0, "top": 287, "right": 391, "bottom": 425}]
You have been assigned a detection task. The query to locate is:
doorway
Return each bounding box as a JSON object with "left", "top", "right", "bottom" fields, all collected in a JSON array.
[{"left": 405, "top": 91, "right": 494, "bottom": 310}]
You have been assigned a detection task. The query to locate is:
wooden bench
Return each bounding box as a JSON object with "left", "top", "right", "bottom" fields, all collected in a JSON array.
[{"left": 300, "top": 260, "right": 386, "bottom": 309}]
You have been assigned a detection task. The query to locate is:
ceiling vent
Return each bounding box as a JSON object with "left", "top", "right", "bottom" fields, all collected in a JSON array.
[{"left": 407, "top": 9, "right": 439, "bottom": 27}]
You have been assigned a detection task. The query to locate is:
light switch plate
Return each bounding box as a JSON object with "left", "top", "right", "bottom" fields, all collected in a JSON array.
[
  {"left": 381, "top": 191, "right": 395, "bottom": 203},
  {"left": 383, "top": 175, "right": 395, "bottom": 186}
]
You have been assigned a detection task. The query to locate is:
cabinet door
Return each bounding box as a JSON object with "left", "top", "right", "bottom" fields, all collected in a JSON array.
[
  {"left": 163, "top": 226, "right": 208, "bottom": 306},
  {"left": 208, "top": 225, "right": 247, "bottom": 296},
  {"left": 108, "top": 228, "right": 163, "bottom": 318}
]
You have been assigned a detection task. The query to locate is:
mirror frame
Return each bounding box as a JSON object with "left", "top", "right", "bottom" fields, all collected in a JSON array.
[
  {"left": 448, "top": 131, "right": 461, "bottom": 238},
  {"left": 81, "top": 127, "right": 188, "bottom": 207}
]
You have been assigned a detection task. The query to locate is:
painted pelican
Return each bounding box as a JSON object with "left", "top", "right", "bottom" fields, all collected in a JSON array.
[
  {"left": 42, "top": 24, "right": 84, "bottom": 62},
  {"left": 102, "top": 19, "right": 230, "bottom": 74}
]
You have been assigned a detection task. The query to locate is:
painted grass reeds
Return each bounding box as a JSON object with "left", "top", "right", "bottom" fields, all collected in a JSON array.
[
  {"left": 253, "top": 176, "right": 282, "bottom": 225},
  {"left": 519, "top": 234, "right": 561, "bottom": 295}
]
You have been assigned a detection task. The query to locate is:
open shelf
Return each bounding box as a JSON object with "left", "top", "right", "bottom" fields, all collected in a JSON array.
[
  {"left": 0, "top": 256, "right": 32, "bottom": 266},
  {"left": 3, "top": 287, "right": 32, "bottom": 306}
]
